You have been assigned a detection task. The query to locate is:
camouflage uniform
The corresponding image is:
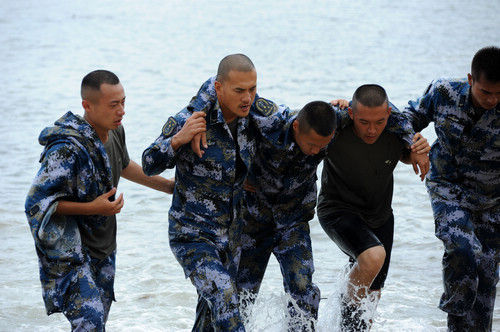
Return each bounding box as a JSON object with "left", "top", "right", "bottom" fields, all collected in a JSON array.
[
  {"left": 404, "top": 78, "right": 499, "bottom": 331},
  {"left": 189, "top": 79, "right": 416, "bottom": 329},
  {"left": 142, "top": 86, "right": 262, "bottom": 331},
  {"left": 239, "top": 106, "right": 324, "bottom": 327},
  {"left": 240, "top": 103, "right": 415, "bottom": 328},
  {"left": 25, "top": 111, "right": 115, "bottom": 331}
]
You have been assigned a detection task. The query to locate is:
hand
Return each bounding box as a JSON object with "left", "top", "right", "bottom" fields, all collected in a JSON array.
[
  {"left": 91, "top": 188, "right": 124, "bottom": 216},
  {"left": 330, "top": 99, "right": 349, "bottom": 109},
  {"left": 243, "top": 179, "right": 257, "bottom": 193},
  {"left": 172, "top": 112, "right": 206, "bottom": 151},
  {"left": 411, "top": 132, "right": 430, "bottom": 154},
  {"left": 409, "top": 151, "right": 430, "bottom": 181},
  {"left": 191, "top": 132, "right": 208, "bottom": 158}
]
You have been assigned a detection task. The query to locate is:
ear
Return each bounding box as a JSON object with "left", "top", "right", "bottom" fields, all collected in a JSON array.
[
  {"left": 348, "top": 107, "right": 354, "bottom": 120},
  {"left": 387, "top": 106, "right": 392, "bottom": 116},
  {"left": 214, "top": 80, "right": 222, "bottom": 95},
  {"left": 293, "top": 119, "right": 299, "bottom": 132},
  {"left": 467, "top": 73, "right": 473, "bottom": 86},
  {"left": 82, "top": 100, "right": 92, "bottom": 113}
]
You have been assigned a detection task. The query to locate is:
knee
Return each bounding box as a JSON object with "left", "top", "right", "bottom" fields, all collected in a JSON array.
[
  {"left": 357, "top": 246, "right": 386, "bottom": 278},
  {"left": 444, "top": 241, "right": 476, "bottom": 266}
]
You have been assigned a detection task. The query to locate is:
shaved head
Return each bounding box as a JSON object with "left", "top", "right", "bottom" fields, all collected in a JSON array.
[
  {"left": 471, "top": 46, "right": 500, "bottom": 83},
  {"left": 351, "top": 84, "right": 388, "bottom": 112},
  {"left": 81, "top": 70, "right": 120, "bottom": 104},
  {"left": 216, "top": 54, "right": 255, "bottom": 82}
]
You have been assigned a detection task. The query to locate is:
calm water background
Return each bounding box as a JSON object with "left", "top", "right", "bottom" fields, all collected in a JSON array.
[{"left": 0, "top": 1, "right": 499, "bottom": 331}]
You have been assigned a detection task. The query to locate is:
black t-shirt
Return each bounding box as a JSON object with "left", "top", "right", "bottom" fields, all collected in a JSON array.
[
  {"left": 317, "top": 125, "right": 407, "bottom": 228},
  {"left": 81, "top": 125, "right": 130, "bottom": 259}
]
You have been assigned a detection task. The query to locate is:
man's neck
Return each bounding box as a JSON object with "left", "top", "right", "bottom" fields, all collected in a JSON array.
[
  {"left": 84, "top": 114, "right": 109, "bottom": 143},
  {"left": 217, "top": 97, "right": 237, "bottom": 123}
]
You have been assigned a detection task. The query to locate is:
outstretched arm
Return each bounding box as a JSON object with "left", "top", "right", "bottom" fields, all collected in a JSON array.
[{"left": 122, "top": 160, "right": 174, "bottom": 194}]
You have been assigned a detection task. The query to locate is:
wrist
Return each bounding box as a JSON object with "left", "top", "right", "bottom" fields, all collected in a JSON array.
[{"left": 171, "top": 134, "right": 183, "bottom": 151}]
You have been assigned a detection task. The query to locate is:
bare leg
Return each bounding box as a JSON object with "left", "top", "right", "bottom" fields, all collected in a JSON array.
[{"left": 342, "top": 245, "right": 385, "bottom": 331}]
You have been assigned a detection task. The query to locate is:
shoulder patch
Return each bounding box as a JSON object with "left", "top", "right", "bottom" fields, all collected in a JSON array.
[
  {"left": 162, "top": 117, "right": 177, "bottom": 136},
  {"left": 255, "top": 98, "right": 278, "bottom": 117}
]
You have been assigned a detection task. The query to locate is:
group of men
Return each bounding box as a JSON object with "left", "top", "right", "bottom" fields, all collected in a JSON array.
[{"left": 25, "top": 46, "right": 499, "bottom": 332}]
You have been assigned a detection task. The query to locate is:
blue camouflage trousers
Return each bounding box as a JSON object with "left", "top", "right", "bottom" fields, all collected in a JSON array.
[
  {"left": 431, "top": 196, "right": 499, "bottom": 332},
  {"left": 238, "top": 205, "right": 320, "bottom": 326},
  {"left": 171, "top": 237, "right": 244, "bottom": 332},
  {"left": 62, "top": 251, "right": 116, "bottom": 332}
]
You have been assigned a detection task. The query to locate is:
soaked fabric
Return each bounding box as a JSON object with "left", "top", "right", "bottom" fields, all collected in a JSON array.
[
  {"left": 404, "top": 78, "right": 500, "bottom": 330},
  {"left": 63, "top": 252, "right": 116, "bottom": 331},
  {"left": 81, "top": 126, "right": 130, "bottom": 260},
  {"left": 318, "top": 125, "right": 406, "bottom": 228},
  {"left": 142, "top": 82, "right": 271, "bottom": 330},
  {"left": 25, "top": 111, "right": 113, "bottom": 316},
  {"left": 319, "top": 211, "right": 394, "bottom": 290},
  {"left": 432, "top": 197, "right": 498, "bottom": 331},
  {"left": 188, "top": 77, "right": 417, "bottom": 330}
]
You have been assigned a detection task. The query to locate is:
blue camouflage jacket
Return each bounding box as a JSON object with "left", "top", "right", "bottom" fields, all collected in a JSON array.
[
  {"left": 188, "top": 78, "right": 416, "bottom": 228},
  {"left": 251, "top": 102, "right": 415, "bottom": 228},
  {"left": 25, "top": 111, "right": 112, "bottom": 314},
  {"left": 142, "top": 90, "right": 258, "bottom": 277},
  {"left": 404, "top": 78, "right": 499, "bottom": 210}
]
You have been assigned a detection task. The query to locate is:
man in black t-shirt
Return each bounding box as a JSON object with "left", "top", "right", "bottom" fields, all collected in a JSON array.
[{"left": 317, "top": 84, "right": 429, "bottom": 331}]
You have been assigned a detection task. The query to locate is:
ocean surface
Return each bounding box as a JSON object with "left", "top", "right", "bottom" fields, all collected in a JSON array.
[{"left": 0, "top": 0, "right": 498, "bottom": 331}]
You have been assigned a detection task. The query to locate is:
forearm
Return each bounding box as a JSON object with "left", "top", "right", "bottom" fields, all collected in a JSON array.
[
  {"left": 123, "top": 160, "right": 174, "bottom": 193},
  {"left": 55, "top": 200, "right": 96, "bottom": 215},
  {"left": 142, "top": 137, "right": 178, "bottom": 176}
]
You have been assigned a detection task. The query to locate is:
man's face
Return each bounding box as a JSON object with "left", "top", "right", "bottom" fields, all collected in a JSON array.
[
  {"left": 214, "top": 70, "right": 257, "bottom": 123},
  {"left": 292, "top": 120, "right": 334, "bottom": 156},
  {"left": 83, "top": 83, "right": 126, "bottom": 134},
  {"left": 349, "top": 102, "right": 391, "bottom": 144},
  {"left": 468, "top": 74, "right": 500, "bottom": 110}
]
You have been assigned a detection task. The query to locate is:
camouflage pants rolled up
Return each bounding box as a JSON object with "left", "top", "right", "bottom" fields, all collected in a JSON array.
[
  {"left": 431, "top": 196, "right": 499, "bottom": 331},
  {"left": 62, "top": 252, "right": 116, "bottom": 332},
  {"left": 238, "top": 219, "right": 320, "bottom": 324}
]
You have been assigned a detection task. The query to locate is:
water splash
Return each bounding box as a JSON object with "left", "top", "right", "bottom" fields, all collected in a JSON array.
[{"left": 239, "top": 289, "right": 316, "bottom": 331}]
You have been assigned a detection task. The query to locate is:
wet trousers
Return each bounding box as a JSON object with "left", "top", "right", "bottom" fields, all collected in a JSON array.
[
  {"left": 431, "top": 196, "right": 499, "bottom": 332},
  {"left": 62, "top": 252, "right": 116, "bottom": 332}
]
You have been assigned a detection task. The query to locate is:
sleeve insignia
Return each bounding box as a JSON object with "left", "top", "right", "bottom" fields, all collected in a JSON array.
[
  {"left": 255, "top": 98, "right": 278, "bottom": 117},
  {"left": 162, "top": 117, "right": 177, "bottom": 136}
]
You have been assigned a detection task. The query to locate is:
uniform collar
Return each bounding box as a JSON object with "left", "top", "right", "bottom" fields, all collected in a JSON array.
[{"left": 207, "top": 100, "right": 227, "bottom": 125}]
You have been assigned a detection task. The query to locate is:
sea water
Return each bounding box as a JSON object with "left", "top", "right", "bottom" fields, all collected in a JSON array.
[{"left": 0, "top": 0, "right": 499, "bottom": 330}]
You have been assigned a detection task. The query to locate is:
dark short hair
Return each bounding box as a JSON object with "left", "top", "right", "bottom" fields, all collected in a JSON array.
[
  {"left": 216, "top": 54, "right": 255, "bottom": 82},
  {"left": 471, "top": 46, "right": 500, "bottom": 83},
  {"left": 351, "top": 84, "right": 388, "bottom": 112},
  {"left": 296, "top": 101, "right": 336, "bottom": 137},
  {"left": 81, "top": 70, "right": 120, "bottom": 100}
]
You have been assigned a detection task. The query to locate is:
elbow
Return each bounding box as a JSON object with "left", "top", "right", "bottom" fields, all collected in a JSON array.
[{"left": 141, "top": 151, "right": 156, "bottom": 176}]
